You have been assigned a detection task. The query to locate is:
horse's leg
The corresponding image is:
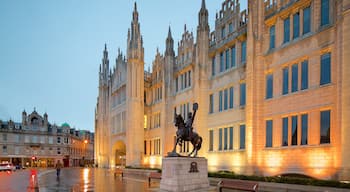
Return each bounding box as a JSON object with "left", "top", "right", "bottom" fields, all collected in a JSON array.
[
  {"left": 172, "top": 137, "right": 180, "bottom": 153},
  {"left": 188, "top": 147, "right": 196, "bottom": 157}
]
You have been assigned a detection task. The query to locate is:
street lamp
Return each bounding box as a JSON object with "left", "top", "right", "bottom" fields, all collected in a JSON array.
[{"left": 83, "top": 140, "right": 88, "bottom": 166}]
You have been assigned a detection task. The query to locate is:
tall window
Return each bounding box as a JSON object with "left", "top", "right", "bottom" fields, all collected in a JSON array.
[
  {"left": 240, "top": 125, "right": 246, "bottom": 149},
  {"left": 2, "top": 134, "right": 7, "bottom": 141},
  {"left": 181, "top": 75, "right": 184, "bottom": 90},
  {"left": 218, "top": 128, "right": 223, "bottom": 151},
  {"left": 320, "top": 110, "right": 331, "bottom": 144},
  {"left": 209, "top": 94, "right": 214, "bottom": 114},
  {"left": 282, "top": 117, "right": 288, "bottom": 146},
  {"left": 209, "top": 130, "right": 214, "bottom": 151},
  {"left": 283, "top": 67, "right": 289, "bottom": 95},
  {"left": 240, "top": 83, "right": 246, "bottom": 107},
  {"left": 241, "top": 41, "right": 247, "bottom": 63},
  {"left": 220, "top": 52, "right": 224, "bottom": 72},
  {"left": 270, "top": 25, "right": 275, "bottom": 49},
  {"left": 221, "top": 26, "right": 226, "bottom": 38},
  {"left": 175, "top": 77, "right": 178, "bottom": 92},
  {"left": 231, "top": 46, "right": 236, "bottom": 67},
  {"left": 292, "top": 116, "right": 298, "bottom": 145},
  {"left": 303, "top": 6, "right": 311, "bottom": 34},
  {"left": 144, "top": 140, "right": 147, "bottom": 155},
  {"left": 225, "top": 49, "right": 230, "bottom": 70},
  {"left": 229, "top": 23, "right": 233, "bottom": 33},
  {"left": 2, "top": 146, "right": 7, "bottom": 153},
  {"left": 293, "top": 12, "right": 300, "bottom": 39},
  {"left": 321, "top": 0, "right": 330, "bottom": 26},
  {"left": 292, "top": 64, "right": 298, "bottom": 92},
  {"left": 224, "top": 128, "right": 228, "bottom": 150},
  {"left": 301, "top": 60, "right": 309, "bottom": 90},
  {"left": 224, "top": 89, "right": 228, "bottom": 110},
  {"left": 212, "top": 57, "right": 216, "bottom": 76},
  {"left": 301, "top": 114, "right": 308, "bottom": 145},
  {"left": 320, "top": 53, "right": 331, "bottom": 85},
  {"left": 188, "top": 71, "right": 191, "bottom": 87},
  {"left": 229, "top": 87, "right": 234, "bottom": 109},
  {"left": 266, "top": 120, "right": 273, "bottom": 148},
  {"left": 219, "top": 90, "right": 223, "bottom": 112},
  {"left": 283, "top": 18, "right": 290, "bottom": 43},
  {"left": 266, "top": 74, "right": 273, "bottom": 99},
  {"left": 229, "top": 127, "right": 233, "bottom": 150}
]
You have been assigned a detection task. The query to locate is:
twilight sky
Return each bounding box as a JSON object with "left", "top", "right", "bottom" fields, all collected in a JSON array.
[{"left": 0, "top": 0, "right": 247, "bottom": 132}]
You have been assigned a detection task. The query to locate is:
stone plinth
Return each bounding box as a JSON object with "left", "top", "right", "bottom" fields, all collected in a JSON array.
[{"left": 160, "top": 157, "right": 209, "bottom": 192}]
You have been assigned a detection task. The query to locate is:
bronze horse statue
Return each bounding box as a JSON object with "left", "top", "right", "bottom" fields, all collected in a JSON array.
[{"left": 169, "top": 103, "right": 202, "bottom": 157}]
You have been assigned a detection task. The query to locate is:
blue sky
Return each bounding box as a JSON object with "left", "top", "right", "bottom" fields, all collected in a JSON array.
[{"left": 0, "top": 0, "right": 247, "bottom": 132}]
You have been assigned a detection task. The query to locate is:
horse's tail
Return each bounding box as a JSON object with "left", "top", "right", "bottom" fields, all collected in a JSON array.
[{"left": 196, "top": 136, "right": 202, "bottom": 150}]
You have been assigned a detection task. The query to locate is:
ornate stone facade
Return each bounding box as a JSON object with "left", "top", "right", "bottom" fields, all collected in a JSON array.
[
  {"left": 0, "top": 109, "right": 94, "bottom": 167},
  {"left": 95, "top": 0, "right": 350, "bottom": 180}
]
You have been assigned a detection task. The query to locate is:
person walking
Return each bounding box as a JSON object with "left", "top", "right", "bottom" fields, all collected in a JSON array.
[{"left": 55, "top": 160, "right": 63, "bottom": 177}]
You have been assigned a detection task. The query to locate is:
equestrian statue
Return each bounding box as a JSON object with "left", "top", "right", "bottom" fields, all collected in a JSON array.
[{"left": 168, "top": 103, "right": 203, "bottom": 157}]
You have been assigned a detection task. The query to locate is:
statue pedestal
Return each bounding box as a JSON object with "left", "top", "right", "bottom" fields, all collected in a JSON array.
[{"left": 160, "top": 157, "right": 209, "bottom": 192}]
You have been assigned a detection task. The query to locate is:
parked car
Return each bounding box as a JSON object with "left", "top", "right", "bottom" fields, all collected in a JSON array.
[{"left": 0, "top": 163, "right": 16, "bottom": 171}]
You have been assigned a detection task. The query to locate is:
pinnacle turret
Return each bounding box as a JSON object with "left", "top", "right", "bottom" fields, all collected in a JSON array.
[
  {"left": 198, "top": 0, "right": 209, "bottom": 31},
  {"left": 165, "top": 26, "right": 175, "bottom": 57},
  {"left": 127, "top": 2, "right": 144, "bottom": 60}
]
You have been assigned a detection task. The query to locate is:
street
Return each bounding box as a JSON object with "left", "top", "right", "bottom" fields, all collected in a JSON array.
[
  {"left": 38, "top": 168, "right": 155, "bottom": 192},
  {"left": 0, "top": 169, "right": 38, "bottom": 192}
]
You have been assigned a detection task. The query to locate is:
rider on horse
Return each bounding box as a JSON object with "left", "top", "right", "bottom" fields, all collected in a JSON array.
[{"left": 185, "top": 112, "right": 193, "bottom": 140}]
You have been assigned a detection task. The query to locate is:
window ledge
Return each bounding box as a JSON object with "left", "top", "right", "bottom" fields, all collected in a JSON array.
[{"left": 264, "top": 144, "right": 333, "bottom": 150}]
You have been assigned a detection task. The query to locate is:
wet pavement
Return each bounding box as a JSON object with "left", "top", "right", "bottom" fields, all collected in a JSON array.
[
  {"left": 38, "top": 168, "right": 160, "bottom": 192},
  {"left": 0, "top": 169, "right": 39, "bottom": 192}
]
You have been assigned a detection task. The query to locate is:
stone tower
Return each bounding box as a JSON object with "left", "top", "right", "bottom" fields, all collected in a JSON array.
[
  {"left": 126, "top": 2, "right": 145, "bottom": 166},
  {"left": 96, "top": 44, "right": 111, "bottom": 167},
  {"left": 194, "top": 0, "right": 210, "bottom": 157}
]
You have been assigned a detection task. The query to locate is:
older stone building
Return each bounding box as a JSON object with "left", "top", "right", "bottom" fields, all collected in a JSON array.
[
  {"left": 95, "top": 0, "right": 350, "bottom": 180},
  {"left": 0, "top": 109, "right": 94, "bottom": 167}
]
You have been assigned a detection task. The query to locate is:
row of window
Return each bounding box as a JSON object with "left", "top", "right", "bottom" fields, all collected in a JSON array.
[
  {"left": 221, "top": 22, "right": 235, "bottom": 39},
  {"left": 266, "top": 52, "right": 331, "bottom": 99},
  {"left": 149, "top": 113, "right": 161, "bottom": 129},
  {"left": 153, "top": 87, "right": 163, "bottom": 103},
  {"left": 0, "top": 146, "right": 83, "bottom": 155},
  {"left": 209, "top": 125, "right": 246, "bottom": 152},
  {"left": 212, "top": 41, "right": 246, "bottom": 76},
  {"left": 209, "top": 83, "right": 246, "bottom": 113},
  {"left": 6, "top": 135, "right": 69, "bottom": 144},
  {"left": 270, "top": 0, "right": 330, "bottom": 50},
  {"left": 175, "top": 70, "right": 192, "bottom": 92},
  {"left": 144, "top": 138, "right": 161, "bottom": 155},
  {"left": 265, "top": 110, "right": 331, "bottom": 148}
]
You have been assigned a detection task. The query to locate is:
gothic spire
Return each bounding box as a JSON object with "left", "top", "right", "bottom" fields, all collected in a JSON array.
[
  {"left": 165, "top": 26, "right": 175, "bottom": 57},
  {"left": 167, "top": 26, "right": 172, "bottom": 39},
  {"left": 201, "top": 0, "right": 206, "bottom": 10},
  {"left": 127, "top": 2, "right": 143, "bottom": 60},
  {"left": 198, "top": 0, "right": 209, "bottom": 31}
]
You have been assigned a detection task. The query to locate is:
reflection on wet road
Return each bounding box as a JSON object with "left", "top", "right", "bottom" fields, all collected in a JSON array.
[{"left": 38, "top": 168, "right": 158, "bottom": 192}]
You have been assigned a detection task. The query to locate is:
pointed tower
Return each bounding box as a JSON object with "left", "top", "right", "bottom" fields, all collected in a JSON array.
[
  {"left": 165, "top": 26, "right": 175, "bottom": 57},
  {"left": 96, "top": 44, "right": 111, "bottom": 168},
  {"left": 163, "top": 26, "right": 176, "bottom": 156},
  {"left": 198, "top": 0, "right": 209, "bottom": 32},
  {"left": 194, "top": 0, "right": 210, "bottom": 157},
  {"left": 125, "top": 2, "right": 145, "bottom": 166}
]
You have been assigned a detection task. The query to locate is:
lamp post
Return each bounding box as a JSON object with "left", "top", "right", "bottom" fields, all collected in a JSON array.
[{"left": 83, "top": 140, "right": 88, "bottom": 167}]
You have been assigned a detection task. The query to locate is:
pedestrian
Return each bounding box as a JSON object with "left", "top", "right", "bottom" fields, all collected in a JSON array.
[{"left": 55, "top": 160, "right": 63, "bottom": 177}]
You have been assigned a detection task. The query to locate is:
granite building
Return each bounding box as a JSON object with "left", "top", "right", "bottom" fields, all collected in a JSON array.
[
  {"left": 95, "top": 0, "right": 350, "bottom": 180},
  {"left": 0, "top": 109, "right": 94, "bottom": 167}
]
